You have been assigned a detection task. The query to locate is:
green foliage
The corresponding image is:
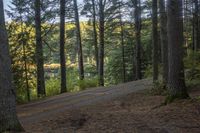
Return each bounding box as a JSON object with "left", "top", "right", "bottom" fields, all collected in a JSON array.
[
  {"left": 77, "top": 78, "right": 98, "bottom": 91},
  {"left": 45, "top": 77, "right": 98, "bottom": 95},
  {"left": 46, "top": 78, "right": 60, "bottom": 97},
  {"left": 148, "top": 81, "right": 167, "bottom": 96},
  {"left": 186, "top": 79, "right": 200, "bottom": 89},
  {"left": 184, "top": 51, "right": 200, "bottom": 80},
  {"left": 144, "top": 64, "right": 162, "bottom": 79},
  {"left": 144, "top": 65, "right": 153, "bottom": 78}
]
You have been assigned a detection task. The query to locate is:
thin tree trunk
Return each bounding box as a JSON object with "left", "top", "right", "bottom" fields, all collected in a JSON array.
[
  {"left": 60, "top": 0, "right": 67, "bottom": 93},
  {"left": 73, "top": 0, "right": 84, "bottom": 80},
  {"left": 167, "top": 0, "right": 189, "bottom": 102},
  {"left": 35, "top": 0, "right": 46, "bottom": 97},
  {"left": 133, "top": 0, "right": 142, "bottom": 80},
  {"left": 91, "top": 0, "right": 98, "bottom": 74},
  {"left": 0, "top": 0, "right": 23, "bottom": 131},
  {"left": 152, "top": 0, "right": 159, "bottom": 82},
  {"left": 183, "top": 0, "right": 190, "bottom": 55},
  {"left": 20, "top": 13, "right": 31, "bottom": 102},
  {"left": 192, "top": 9, "right": 195, "bottom": 51},
  {"left": 98, "top": 0, "right": 105, "bottom": 86},
  {"left": 194, "top": 0, "right": 200, "bottom": 51},
  {"left": 119, "top": 0, "right": 126, "bottom": 82},
  {"left": 159, "top": 0, "right": 168, "bottom": 85},
  {"left": 22, "top": 39, "right": 31, "bottom": 101}
]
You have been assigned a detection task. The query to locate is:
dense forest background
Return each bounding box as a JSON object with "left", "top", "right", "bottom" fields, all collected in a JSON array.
[
  {"left": 4, "top": 0, "right": 200, "bottom": 103},
  {"left": 1, "top": 0, "right": 200, "bottom": 132}
]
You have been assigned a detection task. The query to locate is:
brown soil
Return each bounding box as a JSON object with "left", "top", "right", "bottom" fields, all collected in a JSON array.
[{"left": 23, "top": 85, "right": 200, "bottom": 133}]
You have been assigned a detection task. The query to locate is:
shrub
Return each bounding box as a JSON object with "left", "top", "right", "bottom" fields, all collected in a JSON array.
[
  {"left": 78, "top": 78, "right": 98, "bottom": 91},
  {"left": 184, "top": 51, "right": 200, "bottom": 81},
  {"left": 144, "top": 65, "right": 153, "bottom": 78},
  {"left": 46, "top": 78, "right": 60, "bottom": 96},
  {"left": 148, "top": 81, "right": 167, "bottom": 96}
]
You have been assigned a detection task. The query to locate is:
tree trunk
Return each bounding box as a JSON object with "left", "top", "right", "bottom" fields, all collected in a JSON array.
[
  {"left": 119, "top": 0, "right": 126, "bottom": 82},
  {"left": 22, "top": 38, "right": 31, "bottom": 101},
  {"left": 167, "top": 0, "right": 189, "bottom": 102},
  {"left": 73, "top": 0, "right": 84, "bottom": 80},
  {"left": 194, "top": 0, "right": 200, "bottom": 51},
  {"left": 35, "top": 0, "right": 46, "bottom": 97},
  {"left": 19, "top": 13, "right": 31, "bottom": 102},
  {"left": 152, "top": 0, "right": 159, "bottom": 82},
  {"left": 159, "top": 0, "right": 168, "bottom": 85},
  {"left": 0, "top": 0, "right": 23, "bottom": 132},
  {"left": 98, "top": 0, "right": 105, "bottom": 86},
  {"left": 60, "top": 0, "right": 67, "bottom": 93},
  {"left": 91, "top": 0, "right": 98, "bottom": 74},
  {"left": 133, "top": 0, "right": 142, "bottom": 80}
]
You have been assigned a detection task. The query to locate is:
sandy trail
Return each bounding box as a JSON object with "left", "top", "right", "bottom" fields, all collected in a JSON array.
[{"left": 17, "top": 79, "right": 152, "bottom": 125}]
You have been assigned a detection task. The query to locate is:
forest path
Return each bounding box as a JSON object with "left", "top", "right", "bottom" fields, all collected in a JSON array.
[{"left": 17, "top": 79, "right": 152, "bottom": 126}]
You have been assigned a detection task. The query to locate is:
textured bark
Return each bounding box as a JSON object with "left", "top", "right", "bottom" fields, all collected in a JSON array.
[
  {"left": 119, "top": 0, "right": 126, "bottom": 82},
  {"left": 159, "top": 0, "right": 168, "bottom": 85},
  {"left": 73, "top": 0, "right": 84, "bottom": 80},
  {"left": 98, "top": 0, "right": 105, "bottom": 86},
  {"left": 91, "top": 0, "right": 99, "bottom": 73},
  {"left": 22, "top": 38, "right": 31, "bottom": 101},
  {"left": 194, "top": 0, "right": 200, "bottom": 51},
  {"left": 133, "top": 0, "right": 142, "bottom": 80},
  {"left": 152, "top": 0, "right": 159, "bottom": 82},
  {"left": 60, "top": 0, "right": 67, "bottom": 93},
  {"left": 0, "top": 0, "right": 23, "bottom": 132},
  {"left": 35, "top": 0, "right": 46, "bottom": 97},
  {"left": 20, "top": 13, "right": 31, "bottom": 101},
  {"left": 167, "top": 0, "right": 189, "bottom": 101}
]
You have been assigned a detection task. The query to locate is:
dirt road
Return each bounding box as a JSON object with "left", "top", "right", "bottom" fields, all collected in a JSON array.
[{"left": 17, "top": 79, "right": 152, "bottom": 126}]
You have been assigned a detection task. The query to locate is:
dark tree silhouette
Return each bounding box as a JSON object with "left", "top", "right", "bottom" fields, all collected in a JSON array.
[
  {"left": 132, "top": 0, "right": 142, "bottom": 80},
  {"left": 91, "top": 0, "right": 99, "bottom": 73},
  {"left": 159, "top": 0, "right": 168, "bottom": 85},
  {"left": 73, "top": 0, "right": 85, "bottom": 80},
  {"left": 0, "top": 0, "right": 23, "bottom": 132},
  {"left": 167, "top": 0, "right": 189, "bottom": 102},
  {"left": 35, "top": 0, "right": 46, "bottom": 97},
  {"left": 152, "top": 0, "right": 159, "bottom": 82},
  {"left": 60, "top": 0, "right": 67, "bottom": 93},
  {"left": 98, "top": 0, "right": 105, "bottom": 86}
]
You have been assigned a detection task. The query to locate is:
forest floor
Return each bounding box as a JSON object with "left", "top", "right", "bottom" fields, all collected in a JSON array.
[{"left": 17, "top": 79, "right": 200, "bottom": 133}]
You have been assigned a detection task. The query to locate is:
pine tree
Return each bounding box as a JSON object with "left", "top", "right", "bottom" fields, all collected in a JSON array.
[
  {"left": 60, "top": 0, "right": 67, "bottom": 93},
  {"left": 159, "top": 0, "right": 168, "bottom": 85},
  {"left": 152, "top": 0, "right": 159, "bottom": 82},
  {"left": 132, "top": 0, "right": 142, "bottom": 80},
  {"left": 35, "top": 0, "right": 46, "bottom": 97},
  {"left": 73, "top": 0, "right": 85, "bottom": 80},
  {"left": 98, "top": 0, "right": 105, "bottom": 86},
  {"left": 166, "top": 0, "right": 189, "bottom": 102},
  {"left": 0, "top": 0, "right": 23, "bottom": 131}
]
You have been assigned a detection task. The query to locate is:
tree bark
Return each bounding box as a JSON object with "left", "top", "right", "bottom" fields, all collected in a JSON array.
[
  {"left": 35, "top": 0, "right": 46, "bottom": 97},
  {"left": 167, "top": 0, "right": 189, "bottom": 102},
  {"left": 22, "top": 36, "right": 31, "bottom": 101},
  {"left": 91, "top": 0, "right": 99, "bottom": 74},
  {"left": 73, "top": 0, "right": 84, "bottom": 80},
  {"left": 19, "top": 13, "right": 31, "bottom": 101},
  {"left": 133, "top": 0, "right": 142, "bottom": 80},
  {"left": 119, "top": 0, "right": 126, "bottom": 83},
  {"left": 0, "top": 0, "right": 23, "bottom": 131},
  {"left": 98, "top": 0, "right": 105, "bottom": 86},
  {"left": 60, "top": 0, "right": 67, "bottom": 93},
  {"left": 159, "top": 0, "right": 168, "bottom": 85},
  {"left": 152, "top": 0, "right": 159, "bottom": 82},
  {"left": 194, "top": 0, "right": 200, "bottom": 51}
]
